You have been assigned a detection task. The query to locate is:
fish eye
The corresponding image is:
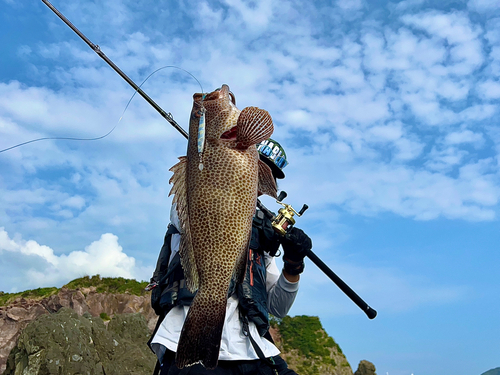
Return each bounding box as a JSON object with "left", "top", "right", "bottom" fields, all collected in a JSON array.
[{"left": 229, "top": 91, "right": 236, "bottom": 105}]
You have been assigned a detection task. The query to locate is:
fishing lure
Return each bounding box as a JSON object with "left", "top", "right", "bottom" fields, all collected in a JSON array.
[{"left": 197, "top": 95, "right": 207, "bottom": 170}]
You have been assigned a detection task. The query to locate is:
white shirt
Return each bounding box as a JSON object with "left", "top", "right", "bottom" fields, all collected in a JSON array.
[{"left": 151, "top": 230, "right": 299, "bottom": 362}]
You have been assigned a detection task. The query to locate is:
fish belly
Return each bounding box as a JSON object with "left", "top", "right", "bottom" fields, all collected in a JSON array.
[{"left": 175, "top": 145, "right": 258, "bottom": 369}]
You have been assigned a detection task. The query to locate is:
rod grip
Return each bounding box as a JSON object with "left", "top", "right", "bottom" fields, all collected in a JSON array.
[{"left": 305, "top": 249, "right": 377, "bottom": 319}]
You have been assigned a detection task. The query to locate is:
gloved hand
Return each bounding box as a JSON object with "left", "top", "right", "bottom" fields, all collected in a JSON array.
[
  {"left": 260, "top": 217, "right": 281, "bottom": 256},
  {"left": 281, "top": 227, "right": 312, "bottom": 263}
]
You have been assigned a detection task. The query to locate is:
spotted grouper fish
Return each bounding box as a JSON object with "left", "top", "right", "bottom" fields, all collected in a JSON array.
[{"left": 168, "top": 84, "right": 278, "bottom": 369}]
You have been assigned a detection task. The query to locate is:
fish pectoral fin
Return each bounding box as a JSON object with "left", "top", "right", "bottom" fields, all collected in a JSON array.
[
  {"left": 169, "top": 156, "right": 199, "bottom": 292},
  {"left": 232, "top": 241, "right": 249, "bottom": 287},
  {"left": 179, "top": 237, "right": 199, "bottom": 293},
  {"left": 258, "top": 159, "right": 278, "bottom": 198},
  {"left": 236, "top": 107, "right": 274, "bottom": 149}
]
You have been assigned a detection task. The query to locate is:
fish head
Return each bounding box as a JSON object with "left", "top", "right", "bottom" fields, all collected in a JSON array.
[{"left": 191, "top": 84, "right": 240, "bottom": 143}]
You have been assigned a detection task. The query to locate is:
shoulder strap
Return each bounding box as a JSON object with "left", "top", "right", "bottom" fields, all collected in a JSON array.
[
  {"left": 239, "top": 306, "right": 279, "bottom": 373},
  {"left": 167, "top": 223, "right": 180, "bottom": 235},
  {"left": 160, "top": 224, "right": 180, "bottom": 274}
]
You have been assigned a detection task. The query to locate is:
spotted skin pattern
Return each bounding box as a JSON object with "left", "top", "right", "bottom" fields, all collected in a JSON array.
[{"left": 169, "top": 85, "right": 276, "bottom": 369}]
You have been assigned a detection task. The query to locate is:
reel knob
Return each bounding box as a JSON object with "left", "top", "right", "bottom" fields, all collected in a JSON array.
[{"left": 277, "top": 191, "right": 287, "bottom": 202}]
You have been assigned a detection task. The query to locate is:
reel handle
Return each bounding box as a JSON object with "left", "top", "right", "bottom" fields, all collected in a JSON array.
[{"left": 298, "top": 204, "right": 309, "bottom": 216}]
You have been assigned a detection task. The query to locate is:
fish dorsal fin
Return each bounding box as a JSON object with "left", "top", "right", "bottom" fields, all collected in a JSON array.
[
  {"left": 258, "top": 159, "right": 278, "bottom": 199},
  {"left": 169, "top": 156, "right": 199, "bottom": 293},
  {"left": 236, "top": 107, "right": 274, "bottom": 149}
]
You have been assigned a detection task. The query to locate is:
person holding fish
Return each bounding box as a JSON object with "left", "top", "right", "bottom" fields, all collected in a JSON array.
[{"left": 147, "top": 85, "right": 312, "bottom": 375}]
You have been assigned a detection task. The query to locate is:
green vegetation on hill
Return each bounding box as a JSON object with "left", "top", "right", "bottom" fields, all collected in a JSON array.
[
  {"left": 276, "top": 315, "right": 346, "bottom": 375},
  {"left": 64, "top": 275, "right": 148, "bottom": 296},
  {"left": 0, "top": 275, "right": 149, "bottom": 307},
  {"left": 0, "top": 287, "right": 59, "bottom": 307},
  {"left": 279, "top": 315, "right": 340, "bottom": 358}
]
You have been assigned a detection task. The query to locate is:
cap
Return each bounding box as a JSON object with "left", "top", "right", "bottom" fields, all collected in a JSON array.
[{"left": 256, "top": 138, "right": 288, "bottom": 179}]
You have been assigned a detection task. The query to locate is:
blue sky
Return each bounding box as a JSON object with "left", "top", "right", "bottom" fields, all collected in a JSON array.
[{"left": 1, "top": 0, "right": 499, "bottom": 374}]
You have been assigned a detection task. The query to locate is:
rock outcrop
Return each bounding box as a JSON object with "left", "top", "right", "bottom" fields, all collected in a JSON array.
[
  {"left": 1, "top": 277, "right": 377, "bottom": 375},
  {"left": 0, "top": 287, "right": 157, "bottom": 374},
  {"left": 271, "top": 316, "right": 353, "bottom": 375},
  {"left": 354, "top": 360, "right": 377, "bottom": 375},
  {"left": 3, "top": 308, "right": 156, "bottom": 375}
]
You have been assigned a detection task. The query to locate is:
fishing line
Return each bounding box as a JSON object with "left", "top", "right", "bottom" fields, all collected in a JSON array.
[
  {"left": 121, "top": 65, "right": 204, "bottom": 123},
  {"left": 0, "top": 65, "right": 203, "bottom": 154}
]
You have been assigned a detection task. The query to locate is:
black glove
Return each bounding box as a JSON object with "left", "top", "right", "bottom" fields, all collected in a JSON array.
[
  {"left": 281, "top": 227, "right": 312, "bottom": 275},
  {"left": 260, "top": 217, "right": 281, "bottom": 256}
]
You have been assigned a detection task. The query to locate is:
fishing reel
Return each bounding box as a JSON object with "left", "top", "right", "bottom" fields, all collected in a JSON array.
[{"left": 271, "top": 191, "right": 308, "bottom": 236}]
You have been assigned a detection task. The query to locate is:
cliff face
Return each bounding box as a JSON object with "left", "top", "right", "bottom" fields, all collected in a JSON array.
[
  {"left": 0, "top": 286, "right": 157, "bottom": 374},
  {"left": 1, "top": 277, "right": 374, "bottom": 375},
  {"left": 4, "top": 308, "right": 156, "bottom": 375}
]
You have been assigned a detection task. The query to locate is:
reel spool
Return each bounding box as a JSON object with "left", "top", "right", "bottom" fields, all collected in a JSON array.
[{"left": 271, "top": 191, "right": 309, "bottom": 235}]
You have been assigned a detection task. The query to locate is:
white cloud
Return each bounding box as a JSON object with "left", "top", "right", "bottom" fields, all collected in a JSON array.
[
  {"left": 401, "top": 11, "right": 483, "bottom": 74},
  {"left": 478, "top": 80, "right": 500, "bottom": 99},
  {"left": 390, "top": 0, "right": 426, "bottom": 13},
  {"left": 283, "top": 109, "right": 310, "bottom": 128},
  {"left": 0, "top": 228, "right": 141, "bottom": 291},
  {"left": 468, "top": 0, "right": 500, "bottom": 13},
  {"left": 195, "top": 1, "right": 224, "bottom": 31},
  {"left": 61, "top": 196, "right": 86, "bottom": 209},
  {"left": 367, "top": 123, "right": 403, "bottom": 142},
  {"left": 425, "top": 146, "right": 468, "bottom": 171},
  {"left": 336, "top": 0, "right": 364, "bottom": 12},
  {"left": 17, "top": 45, "right": 31, "bottom": 58},
  {"left": 360, "top": 19, "right": 485, "bottom": 131},
  {"left": 393, "top": 137, "right": 425, "bottom": 161},
  {"left": 402, "top": 11, "right": 480, "bottom": 44},
  {"left": 223, "top": 0, "right": 275, "bottom": 31},
  {"left": 444, "top": 130, "right": 484, "bottom": 146},
  {"left": 287, "top": 151, "right": 499, "bottom": 221},
  {"left": 459, "top": 104, "right": 497, "bottom": 121}
]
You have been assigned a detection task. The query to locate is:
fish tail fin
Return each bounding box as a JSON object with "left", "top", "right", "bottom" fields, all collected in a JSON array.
[
  {"left": 176, "top": 294, "right": 226, "bottom": 370},
  {"left": 236, "top": 106, "right": 274, "bottom": 149}
]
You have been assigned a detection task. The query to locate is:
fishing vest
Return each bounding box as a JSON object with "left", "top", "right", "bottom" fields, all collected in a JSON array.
[{"left": 151, "top": 210, "right": 280, "bottom": 336}]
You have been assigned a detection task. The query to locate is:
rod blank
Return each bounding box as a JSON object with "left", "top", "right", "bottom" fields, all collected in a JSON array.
[
  {"left": 41, "top": 0, "right": 188, "bottom": 139},
  {"left": 306, "top": 250, "right": 377, "bottom": 319}
]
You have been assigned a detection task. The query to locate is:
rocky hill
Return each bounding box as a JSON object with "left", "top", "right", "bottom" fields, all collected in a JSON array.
[
  {"left": 0, "top": 275, "right": 376, "bottom": 375},
  {"left": 271, "top": 315, "right": 352, "bottom": 375},
  {"left": 0, "top": 276, "right": 155, "bottom": 374},
  {"left": 4, "top": 308, "right": 155, "bottom": 375}
]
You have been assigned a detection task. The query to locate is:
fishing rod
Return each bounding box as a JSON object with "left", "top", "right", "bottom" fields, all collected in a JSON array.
[
  {"left": 43, "top": 0, "right": 377, "bottom": 320},
  {"left": 41, "top": 0, "right": 188, "bottom": 140},
  {"left": 257, "top": 195, "right": 377, "bottom": 320},
  {"left": 305, "top": 249, "right": 377, "bottom": 319}
]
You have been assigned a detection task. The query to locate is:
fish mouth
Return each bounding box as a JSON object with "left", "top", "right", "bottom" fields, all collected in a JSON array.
[
  {"left": 217, "top": 85, "right": 235, "bottom": 104},
  {"left": 220, "top": 126, "right": 237, "bottom": 140},
  {"left": 200, "top": 85, "right": 236, "bottom": 105}
]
